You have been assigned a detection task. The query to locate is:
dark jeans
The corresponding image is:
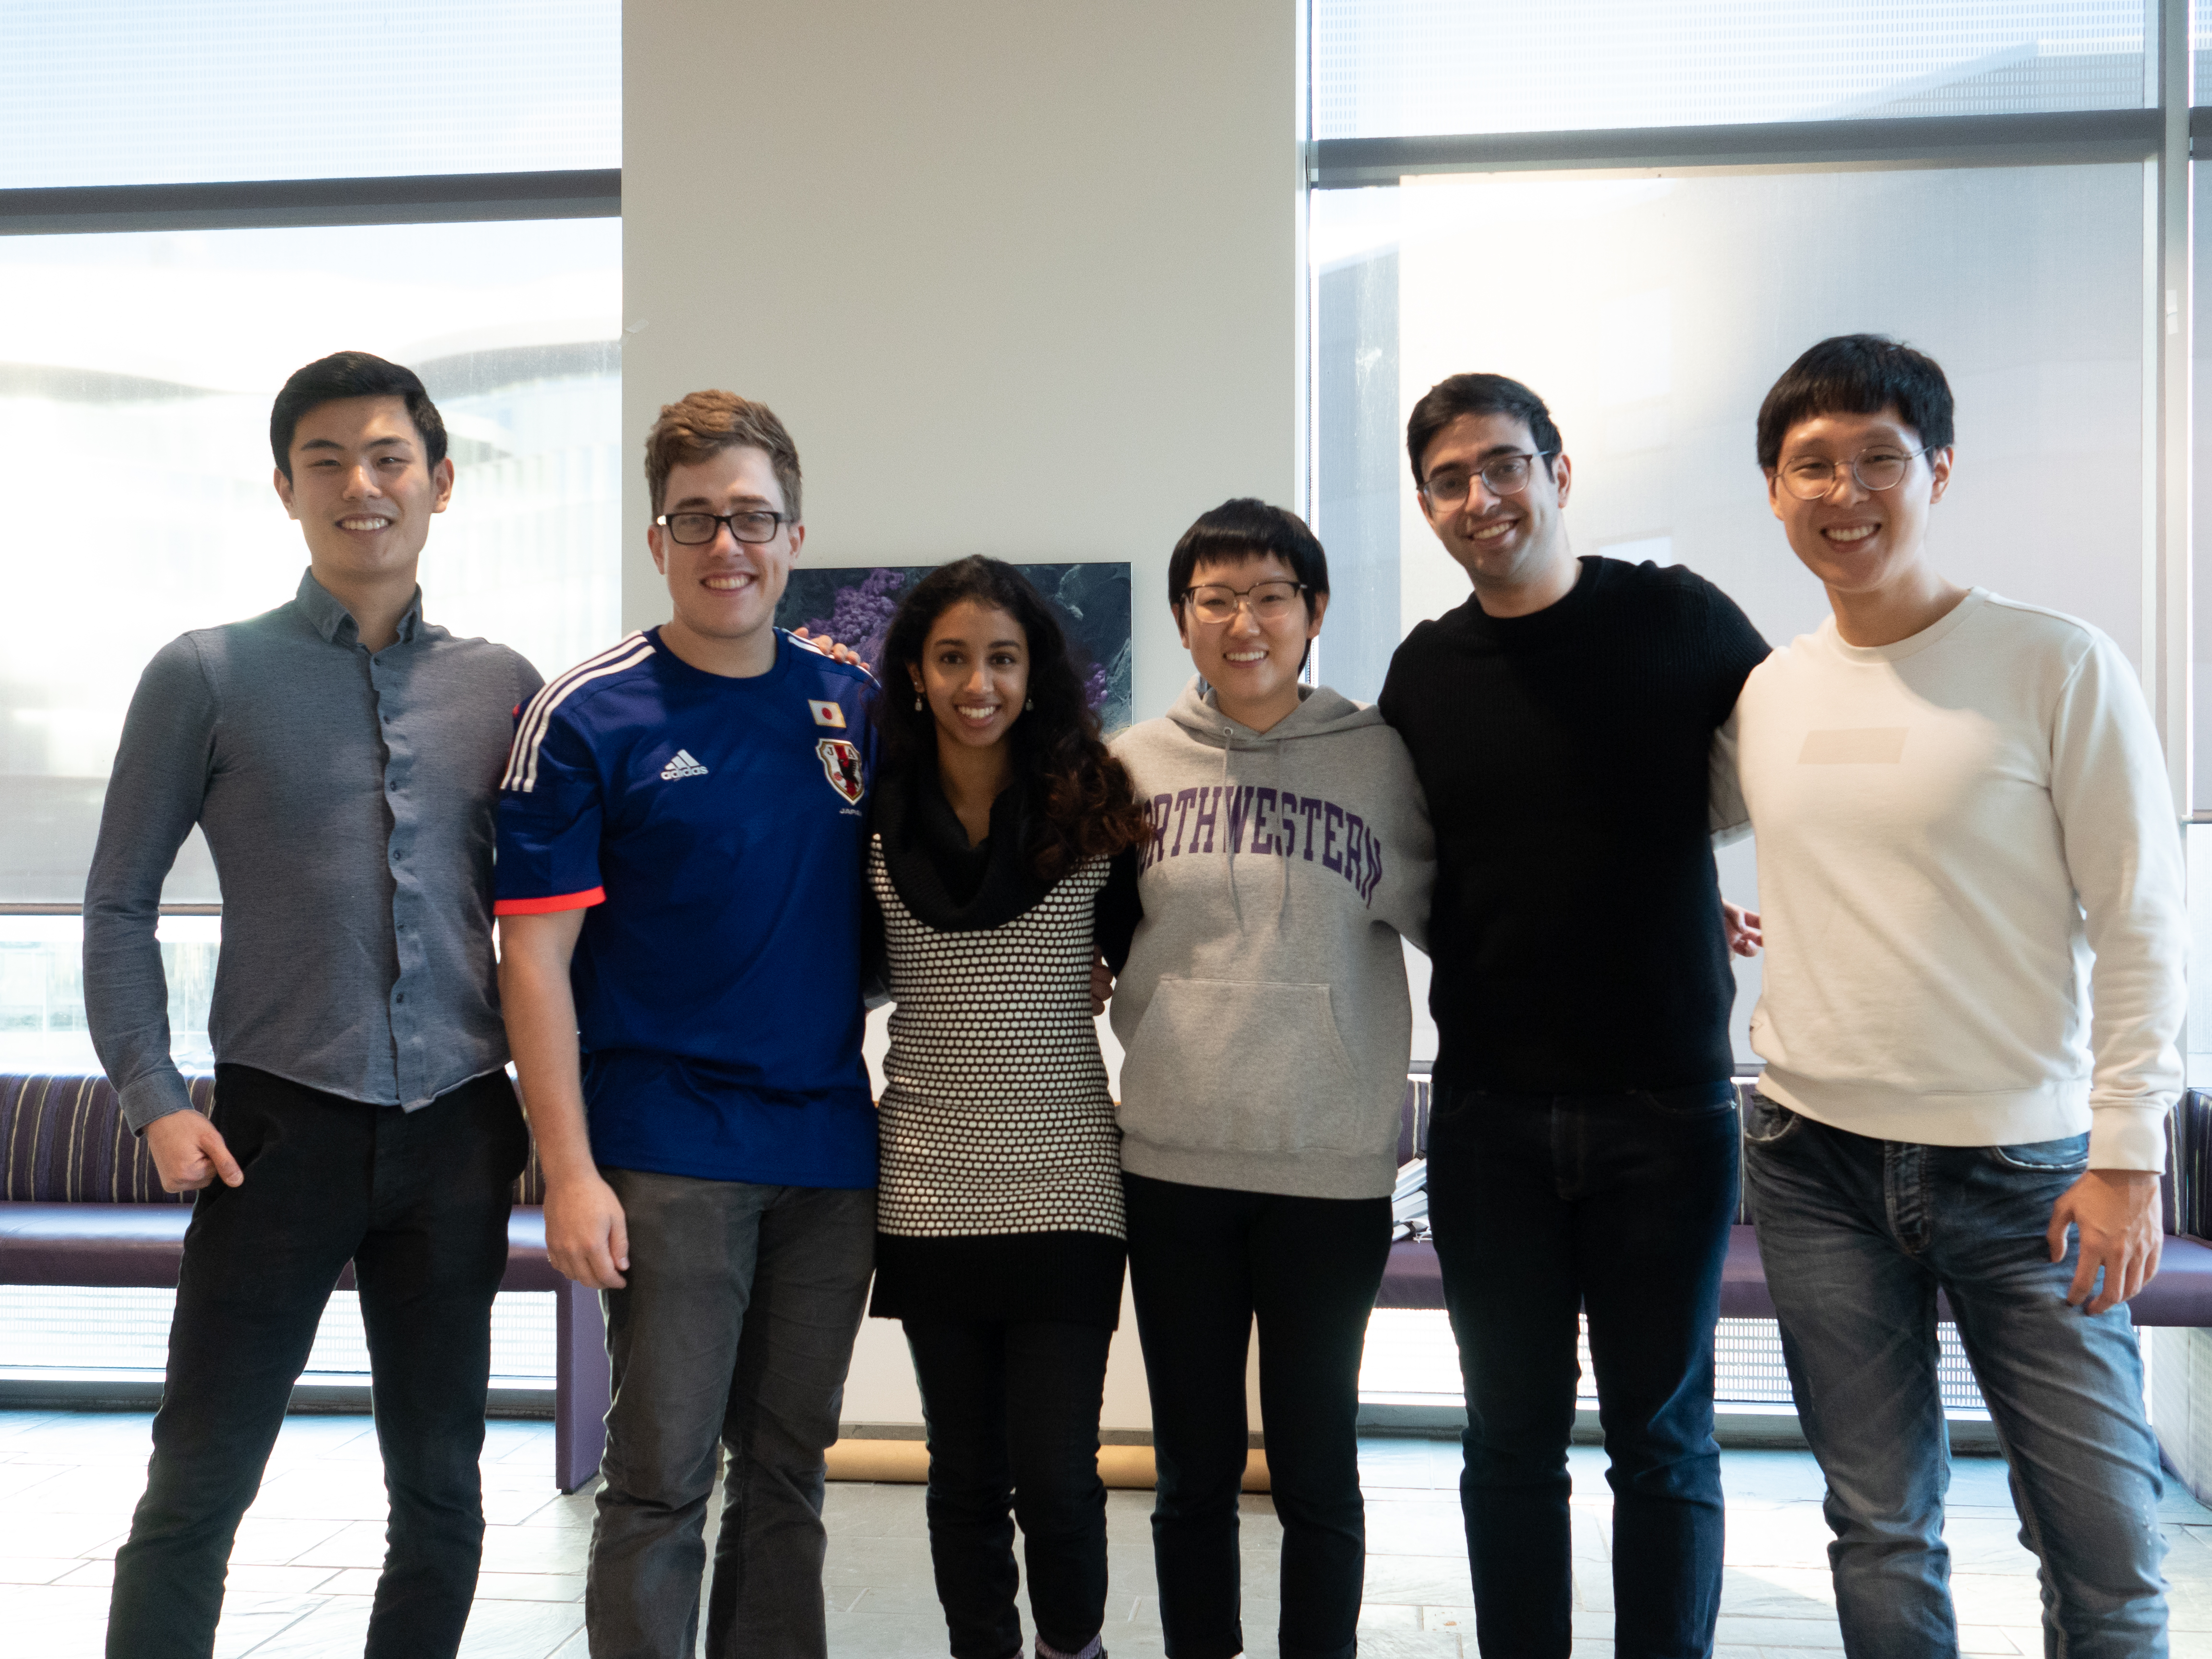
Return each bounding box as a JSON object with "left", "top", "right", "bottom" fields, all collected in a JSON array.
[
  {"left": 588, "top": 1170, "right": 876, "bottom": 1659},
  {"left": 106, "top": 1065, "right": 527, "bottom": 1659},
  {"left": 1122, "top": 1172, "right": 1392, "bottom": 1659},
  {"left": 904, "top": 1318, "right": 1114, "bottom": 1659},
  {"left": 1745, "top": 1097, "right": 2167, "bottom": 1658},
  {"left": 1426, "top": 1081, "right": 1740, "bottom": 1659}
]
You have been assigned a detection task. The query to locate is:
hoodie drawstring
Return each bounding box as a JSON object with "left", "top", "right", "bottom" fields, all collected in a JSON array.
[
  {"left": 1274, "top": 734, "right": 1292, "bottom": 928},
  {"left": 1221, "top": 727, "right": 1243, "bottom": 929}
]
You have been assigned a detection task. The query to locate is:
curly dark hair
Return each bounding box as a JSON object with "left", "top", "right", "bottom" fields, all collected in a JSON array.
[{"left": 881, "top": 557, "right": 1147, "bottom": 882}]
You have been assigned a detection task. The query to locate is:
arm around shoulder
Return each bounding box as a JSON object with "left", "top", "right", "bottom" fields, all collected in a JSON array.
[
  {"left": 1708, "top": 704, "right": 1752, "bottom": 849},
  {"left": 1373, "top": 735, "right": 1437, "bottom": 954}
]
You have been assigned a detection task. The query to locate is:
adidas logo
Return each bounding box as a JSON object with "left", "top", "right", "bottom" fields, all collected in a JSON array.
[{"left": 660, "top": 749, "right": 709, "bottom": 781}]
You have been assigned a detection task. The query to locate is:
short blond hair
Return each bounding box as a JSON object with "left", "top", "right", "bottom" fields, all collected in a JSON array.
[{"left": 644, "top": 390, "right": 802, "bottom": 520}]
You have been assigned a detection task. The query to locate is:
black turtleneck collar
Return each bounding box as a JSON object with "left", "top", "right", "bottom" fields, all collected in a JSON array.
[{"left": 875, "top": 757, "right": 1052, "bottom": 931}]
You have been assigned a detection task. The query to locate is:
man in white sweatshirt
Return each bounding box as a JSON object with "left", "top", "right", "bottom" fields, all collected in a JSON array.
[{"left": 1732, "top": 334, "right": 2182, "bottom": 1657}]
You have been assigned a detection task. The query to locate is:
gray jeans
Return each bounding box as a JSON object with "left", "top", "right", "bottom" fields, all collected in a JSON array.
[{"left": 586, "top": 1170, "right": 876, "bottom": 1659}]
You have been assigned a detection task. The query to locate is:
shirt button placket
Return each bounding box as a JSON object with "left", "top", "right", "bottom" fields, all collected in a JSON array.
[{"left": 374, "top": 658, "right": 420, "bottom": 1106}]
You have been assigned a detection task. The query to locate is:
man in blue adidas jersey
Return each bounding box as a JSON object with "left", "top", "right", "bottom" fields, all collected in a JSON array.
[{"left": 496, "top": 390, "right": 878, "bottom": 1659}]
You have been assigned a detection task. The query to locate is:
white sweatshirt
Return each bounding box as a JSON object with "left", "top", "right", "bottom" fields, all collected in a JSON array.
[{"left": 1731, "top": 589, "right": 2185, "bottom": 1171}]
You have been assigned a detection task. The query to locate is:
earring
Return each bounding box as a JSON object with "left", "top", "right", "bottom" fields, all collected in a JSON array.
[
  {"left": 914, "top": 694, "right": 924, "bottom": 711},
  {"left": 1025, "top": 697, "right": 1034, "bottom": 710}
]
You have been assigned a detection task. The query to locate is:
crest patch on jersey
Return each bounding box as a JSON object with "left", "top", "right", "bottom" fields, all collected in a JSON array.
[
  {"left": 817, "top": 738, "right": 866, "bottom": 805},
  {"left": 807, "top": 698, "right": 847, "bottom": 729}
]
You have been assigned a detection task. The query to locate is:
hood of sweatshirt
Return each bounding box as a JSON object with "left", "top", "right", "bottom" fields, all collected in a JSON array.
[{"left": 1164, "top": 678, "right": 1389, "bottom": 747}]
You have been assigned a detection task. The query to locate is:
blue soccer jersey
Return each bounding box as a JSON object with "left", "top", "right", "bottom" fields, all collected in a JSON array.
[{"left": 494, "top": 627, "right": 879, "bottom": 1187}]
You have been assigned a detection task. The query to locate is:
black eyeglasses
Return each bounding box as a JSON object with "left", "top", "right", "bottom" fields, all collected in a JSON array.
[
  {"left": 1419, "top": 451, "right": 1557, "bottom": 506},
  {"left": 655, "top": 509, "right": 791, "bottom": 545}
]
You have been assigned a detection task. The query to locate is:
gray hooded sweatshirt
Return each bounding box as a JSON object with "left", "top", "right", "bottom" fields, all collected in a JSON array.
[{"left": 1108, "top": 678, "right": 1435, "bottom": 1200}]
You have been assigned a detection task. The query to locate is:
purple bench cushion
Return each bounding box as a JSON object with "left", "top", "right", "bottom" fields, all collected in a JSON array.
[
  {"left": 1375, "top": 1238, "right": 1445, "bottom": 1310},
  {"left": 1720, "top": 1224, "right": 2212, "bottom": 1324},
  {"left": 1382, "top": 1225, "right": 2212, "bottom": 1328},
  {"left": 0, "top": 1203, "right": 194, "bottom": 1284},
  {"left": 0, "top": 1073, "right": 547, "bottom": 1205},
  {"left": 0, "top": 1202, "right": 565, "bottom": 1293}
]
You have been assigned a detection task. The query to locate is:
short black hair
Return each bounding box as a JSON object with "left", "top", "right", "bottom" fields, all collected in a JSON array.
[
  {"left": 1166, "top": 498, "right": 1330, "bottom": 610},
  {"left": 1405, "top": 373, "right": 1562, "bottom": 490},
  {"left": 1755, "top": 334, "right": 1954, "bottom": 471},
  {"left": 269, "top": 351, "right": 447, "bottom": 480}
]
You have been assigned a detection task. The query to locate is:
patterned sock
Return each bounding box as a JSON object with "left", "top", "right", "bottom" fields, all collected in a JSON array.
[{"left": 1035, "top": 1636, "right": 1104, "bottom": 1659}]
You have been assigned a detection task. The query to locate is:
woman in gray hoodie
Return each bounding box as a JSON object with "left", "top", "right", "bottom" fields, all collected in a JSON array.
[{"left": 1107, "top": 500, "right": 1435, "bottom": 1659}]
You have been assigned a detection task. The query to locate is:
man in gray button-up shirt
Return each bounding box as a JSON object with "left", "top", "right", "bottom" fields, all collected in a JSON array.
[{"left": 87, "top": 352, "right": 543, "bottom": 1659}]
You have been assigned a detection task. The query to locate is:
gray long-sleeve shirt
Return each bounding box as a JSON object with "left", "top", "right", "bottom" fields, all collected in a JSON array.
[{"left": 84, "top": 568, "right": 544, "bottom": 1131}]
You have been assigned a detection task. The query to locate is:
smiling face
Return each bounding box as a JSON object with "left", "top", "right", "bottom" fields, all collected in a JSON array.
[
  {"left": 1767, "top": 405, "right": 1950, "bottom": 600},
  {"left": 1416, "top": 410, "right": 1573, "bottom": 599},
  {"left": 274, "top": 395, "right": 451, "bottom": 583},
  {"left": 911, "top": 599, "right": 1030, "bottom": 755},
  {"left": 1175, "top": 551, "right": 1324, "bottom": 732},
  {"left": 647, "top": 444, "right": 805, "bottom": 659}
]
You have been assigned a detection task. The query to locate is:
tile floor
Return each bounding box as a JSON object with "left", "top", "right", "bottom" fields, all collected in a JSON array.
[{"left": 4, "top": 1409, "right": 2212, "bottom": 1656}]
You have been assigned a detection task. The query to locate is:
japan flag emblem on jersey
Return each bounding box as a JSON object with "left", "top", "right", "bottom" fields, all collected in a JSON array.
[
  {"left": 817, "top": 738, "right": 866, "bottom": 805},
  {"left": 807, "top": 698, "right": 846, "bottom": 728}
]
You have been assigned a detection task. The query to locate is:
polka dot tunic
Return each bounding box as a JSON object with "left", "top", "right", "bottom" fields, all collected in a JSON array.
[{"left": 868, "top": 837, "right": 1130, "bottom": 1325}]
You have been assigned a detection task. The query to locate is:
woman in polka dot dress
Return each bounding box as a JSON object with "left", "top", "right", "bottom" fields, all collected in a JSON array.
[{"left": 866, "top": 556, "right": 1148, "bottom": 1659}]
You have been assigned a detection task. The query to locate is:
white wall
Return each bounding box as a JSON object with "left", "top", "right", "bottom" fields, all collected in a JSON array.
[
  {"left": 623, "top": 0, "right": 1303, "bottom": 1429},
  {"left": 620, "top": 0, "right": 1302, "bottom": 715}
]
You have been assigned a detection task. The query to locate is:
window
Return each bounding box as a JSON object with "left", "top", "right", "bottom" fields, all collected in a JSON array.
[
  {"left": 0, "top": 5, "right": 620, "bottom": 1387},
  {"left": 1313, "top": 163, "right": 2146, "bottom": 702},
  {"left": 1, "top": 219, "right": 622, "bottom": 910},
  {"left": 1, "top": 1, "right": 619, "bottom": 188},
  {"left": 1315, "top": 0, "right": 2151, "bottom": 139}
]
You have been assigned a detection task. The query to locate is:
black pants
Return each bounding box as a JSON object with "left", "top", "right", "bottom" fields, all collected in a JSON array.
[
  {"left": 903, "top": 1318, "right": 1114, "bottom": 1659},
  {"left": 1426, "top": 1082, "right": 1740, "bottom": 1659},
  {"left": 106, "top": 1065, "right": 529, "bottom": 1659},
  {"left": 1122, "top": 1172, "right": 1392, "bottom": 1659}
]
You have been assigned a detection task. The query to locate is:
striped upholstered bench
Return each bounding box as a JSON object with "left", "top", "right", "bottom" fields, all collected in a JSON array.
[{"left": 0, "top": 1072, "right": 612, "bottom": 1492}]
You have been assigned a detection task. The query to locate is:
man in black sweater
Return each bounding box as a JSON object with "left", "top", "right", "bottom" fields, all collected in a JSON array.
[{"left": 1377, "top": 373, "right": 1767, "bottom": 1659}]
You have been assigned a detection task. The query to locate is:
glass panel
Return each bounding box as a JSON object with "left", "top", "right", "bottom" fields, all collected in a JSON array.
[
  {"left": 2188, "top": 827, "right": 2212, "bottom": 1085},
  {"left": 2195, "top": 168, "right": 2212, "bottom": 812},
  {"left": 0, "top": 1285, "right": 556, "bottom": 1383},
  {"left": 0, "top": 217, "right": 624, "bottom": 902},
  {"left": 0, "top": 0, "right": 619, "bottom": 188},
  {"left": 1357, "top": 1310, "right": 1990, "bottom": 1410},
  {"left": 1314, "top": 0, "right": 2151, "bottom": 139},
  {"left": 1313, "top": 165, "right": 2146, "bottom": 685},
  {"left": 0, "top": 916, "right": 214, "bottom": 1076}
]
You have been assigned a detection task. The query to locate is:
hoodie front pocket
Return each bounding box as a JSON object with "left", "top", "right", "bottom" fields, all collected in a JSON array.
[{"left": 1118, "top": 976, "right": 1368, "bottom": 1157}]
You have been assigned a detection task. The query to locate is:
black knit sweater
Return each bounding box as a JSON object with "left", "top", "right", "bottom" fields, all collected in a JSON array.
[{"left": 1377, "top": 556, "right": 1768, "bottom": 1093}]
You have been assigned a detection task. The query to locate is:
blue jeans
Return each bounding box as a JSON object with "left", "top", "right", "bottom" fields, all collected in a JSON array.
[
  {"left": 1426, "top": 1081, "right": 1740, "bottom": 1659},
  {"left": 1743, "top": 1094, "right": 2168, "bottom": 1659},
  {"left": 589, "top": 1170, "right": 877, "bottom": 1659}
]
